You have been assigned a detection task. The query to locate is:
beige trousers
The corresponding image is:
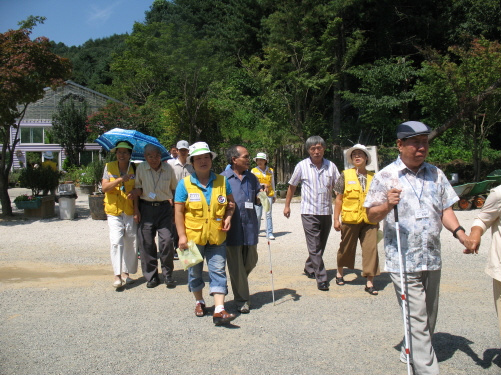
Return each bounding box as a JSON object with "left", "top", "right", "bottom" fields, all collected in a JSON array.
[{"left": 337, "top": 222, "right": 380, "bottom": 277}]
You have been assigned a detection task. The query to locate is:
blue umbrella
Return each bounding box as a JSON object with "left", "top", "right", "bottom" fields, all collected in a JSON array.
[{"left": 95, "top": 128, "right": 171, "bottom": 161}]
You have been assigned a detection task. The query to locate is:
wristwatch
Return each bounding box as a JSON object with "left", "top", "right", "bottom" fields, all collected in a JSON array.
[{"left": 453, "top": 226, "right": 465, "bottom": 238}]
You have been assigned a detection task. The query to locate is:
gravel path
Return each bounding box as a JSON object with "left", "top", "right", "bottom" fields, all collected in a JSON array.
[{"left": 0, "top": 188, "right": 500, "bottom": 374}]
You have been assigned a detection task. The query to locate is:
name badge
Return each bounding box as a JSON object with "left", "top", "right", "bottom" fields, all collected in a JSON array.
[
  {"left": 148, "top": 192, "right": 156, "bottom": 199},
  {"left": 245, "top": 201, "right": 254, "bottom": 209},
  {"left": 416, "top": 209, "right": 429, "bottom": 219},
  {"left": 348, "top": 181, "right": 357, "bottom": 184},
  {"left": 189, "top": 193, "right": 201, "bottom": 202}
]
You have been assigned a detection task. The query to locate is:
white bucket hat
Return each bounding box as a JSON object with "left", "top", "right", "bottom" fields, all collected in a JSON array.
[
  {"left": 189, "top": 141, "right": 217, "bottom": 160},
  {"left": 253, "top": 152, "right": 267, "bottom": 162},
  {"left": 345, "top": 144, "right": 371, "bottom": 166},
  {"left": 43, "top": 151, "right": 54, "bottom": 160}
]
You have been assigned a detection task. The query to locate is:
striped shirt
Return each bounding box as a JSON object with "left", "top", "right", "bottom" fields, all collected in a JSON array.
[{"left": 288, "top": 158, "right": 340, "bottom": 215}]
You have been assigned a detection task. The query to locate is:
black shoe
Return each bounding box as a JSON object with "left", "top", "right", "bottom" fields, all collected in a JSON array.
[
  {"left": 303, "top": 269, "right": 315, "bottom": 279},
  {"left": 317, "top": 281, "right": 329, "bottom": 291},
  {"left": 165, "top": 276, "right": 176, "bottom": 289},
  {"left": 146, "top": 277, "right": 159, "bottom": 288}
]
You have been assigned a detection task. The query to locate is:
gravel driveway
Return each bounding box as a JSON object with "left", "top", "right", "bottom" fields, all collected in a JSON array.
[{"left": 0, "top": 188, "right": 500, "bottom": 374}]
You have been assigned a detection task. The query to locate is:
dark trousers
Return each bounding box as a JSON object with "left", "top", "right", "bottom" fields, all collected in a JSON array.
[
  {"left": 138, "top": 202, "right": 174, "bottom": 282},
  {"left": 301, "top": 214, "right": 332, "bottom": 283}
]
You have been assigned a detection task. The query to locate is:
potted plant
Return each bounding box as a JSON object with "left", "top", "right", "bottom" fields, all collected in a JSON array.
[
  {"left": 14, "top": 194, "right": 42, "bottom": 210},
  {"left": 17, "top": 166, "right": 60, "bottom": 218},
  {"left": 275, "top": 183, "right": 288, "bottom": 198},
  {"left": 78, "top": 165, "right": 96, "bottom": 194}
]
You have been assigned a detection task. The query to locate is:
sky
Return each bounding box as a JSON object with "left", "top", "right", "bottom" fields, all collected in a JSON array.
[{"left": 0, "top": 0, "right": 154, "bottom": 46}]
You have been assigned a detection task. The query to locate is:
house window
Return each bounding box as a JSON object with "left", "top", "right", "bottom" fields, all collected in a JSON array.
[{"left": 20, "top": 127, "right": 45, "bottom": 144}]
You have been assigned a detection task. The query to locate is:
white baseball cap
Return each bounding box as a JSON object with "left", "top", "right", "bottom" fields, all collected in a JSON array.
[
  {"left": 189, "top": 142, "right": 217, "bottom": 160},
  {"left": 176, "top": 140, "right": 189, "bottom": 150}
]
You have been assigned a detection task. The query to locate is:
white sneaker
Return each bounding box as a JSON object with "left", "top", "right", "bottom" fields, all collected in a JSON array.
[
  {"left": 113, "top": 279, "right": 123, "bottom": 288},
  {"left": 267, "top": 234, "right": 275, "bottom": 240}
]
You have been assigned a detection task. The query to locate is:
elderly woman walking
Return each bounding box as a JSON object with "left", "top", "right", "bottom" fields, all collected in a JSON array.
[
  {"left": 174, "top": 142, "right": 237, "bottom": 325},
  {"left": 101, "top": 141, "right": 138, "bottom": 288},
  {"left": 333, "top": 144, "right": 380, "bottom": 295},
  {"left": 251, "top": 152, "right": 276, "bottom": 240}
]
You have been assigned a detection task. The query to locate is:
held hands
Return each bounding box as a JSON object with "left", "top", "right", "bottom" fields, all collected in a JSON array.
[
  {"left": 463, "top": 230, "right": 481, "bottom": 254},
  {"left": 463, "top": 237, "right": 480, "bottom": 254}
]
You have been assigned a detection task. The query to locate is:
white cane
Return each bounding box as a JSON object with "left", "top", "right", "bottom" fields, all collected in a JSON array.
[
  {"left": 267, "top": 239, "right": 275, "bottom": 306},
  {"left": 394, "top": 206, "right": 412, "bottom": 375}
]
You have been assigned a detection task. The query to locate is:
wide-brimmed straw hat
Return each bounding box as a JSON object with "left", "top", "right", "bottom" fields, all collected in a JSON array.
[{"left": 345, "top": 144, "right": 371, "bottom": 166}]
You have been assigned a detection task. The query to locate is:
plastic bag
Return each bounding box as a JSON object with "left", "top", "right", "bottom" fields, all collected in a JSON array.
[
  {"left": 176, "top": 240, "right": 203, "bottom": 271},
  {"left": 257, "top": 191, "right": 270, "bottom": 212}
]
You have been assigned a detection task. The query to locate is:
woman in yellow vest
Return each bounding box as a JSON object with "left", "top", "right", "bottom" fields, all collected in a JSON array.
[
  {"left": 102, "top": 141, "right": 138, "bottom": 289},
  {"left": 174, "top": 142, "right": 237, "bottom": 325},
  {"left": 251, "top": 152, "right": 276, "bottom": 240},
  {"left": 333, "top": 144, "right": 380, "bottom": 295}
]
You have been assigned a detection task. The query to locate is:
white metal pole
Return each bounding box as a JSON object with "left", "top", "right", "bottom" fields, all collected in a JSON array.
[{"left": 394, "top": 206, "right": 412, "bottom": 375}]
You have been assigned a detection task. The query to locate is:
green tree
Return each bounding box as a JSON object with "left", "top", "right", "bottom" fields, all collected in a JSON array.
[
  {"left": 250, "top": 0, "right": 364, "bottom": 145},
  {"left": 415, "top": 38, "right": 501, "bottom": 180},
  {"left": 342, "top": 57, "right": 418, "bottom": 145},
  {"left": 86, "top": 102, "right": 156, "bottom": 141},
  {"left": 51, "top": 95, "right": 89, "bottom": 167},
  {"left": 0, "top": 18, "right": 71, "bottom": 216}
]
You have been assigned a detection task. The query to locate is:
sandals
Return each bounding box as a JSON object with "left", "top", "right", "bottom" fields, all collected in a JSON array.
[
  {"left": 335, "top": 276, "right": 345, "bottom": 285},
  {"left": 365, "top": 286, "right": 378, "bottom": 295}
]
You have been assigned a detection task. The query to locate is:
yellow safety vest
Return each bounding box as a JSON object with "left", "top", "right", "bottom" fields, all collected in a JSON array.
[
  {"left": 341, "top": 168, "right": 376, "bottom": 225},
  {"left": 251, "top": 167, "right": 275, "bottom": 197},
  {"left": 183, "top": 174, "right": 228, "bottom": 246},
  {"left": 104, "top": 161, "right": 135, "bottom": 216}
]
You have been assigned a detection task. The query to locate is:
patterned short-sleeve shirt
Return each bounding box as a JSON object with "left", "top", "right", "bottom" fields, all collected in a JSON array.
[{"left": 363, "top": 156, "right": 458, "bottom": 272}]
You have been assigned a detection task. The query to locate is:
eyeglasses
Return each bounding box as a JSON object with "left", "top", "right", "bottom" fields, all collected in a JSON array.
[{"left": 238, "top": 155, "right": 251, "bottom": 159}]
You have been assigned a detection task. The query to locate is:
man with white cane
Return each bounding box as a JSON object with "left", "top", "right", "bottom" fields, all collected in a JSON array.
[{"left": 364, "top": 121, "right": 469, "bottom": 375}]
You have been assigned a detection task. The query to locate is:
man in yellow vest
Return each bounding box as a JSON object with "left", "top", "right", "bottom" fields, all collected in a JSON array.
[{"left": 333, "top": 144, "right": 380, "bottom": 295}]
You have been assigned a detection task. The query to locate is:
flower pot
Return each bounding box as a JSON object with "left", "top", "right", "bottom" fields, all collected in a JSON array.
[
  {"left": 15, "top": 199, "right": 42, "bottom": 210},
  {"left": 88, "top": 194, "right": 107, "bottom": 220},
  {"left": 19, "top": 196, "right": 56, "bottom": 218},
  {"left": 79, "top": 184, "right": 95, "bottom": 195}
]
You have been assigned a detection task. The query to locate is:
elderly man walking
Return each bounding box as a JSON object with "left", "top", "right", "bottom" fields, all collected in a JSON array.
[
  {"left": 220, "top": 145, "right": 261, "bottom": 313},
  {"left": 133, "top": 144, "right": 178, "bottom": 289},
  {"left": 364, "top": 121, "right": 468, "bottom": 375},
  {"left": 283, "top": 136, "right": 340, "bottom": 291},
  {"left": 168, "top": 140, "right": 195, "bottom": 257}
]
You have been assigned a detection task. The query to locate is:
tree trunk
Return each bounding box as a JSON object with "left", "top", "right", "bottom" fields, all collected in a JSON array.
[{"left": 0, "top": 170, "right": 13, "bottom": 216}]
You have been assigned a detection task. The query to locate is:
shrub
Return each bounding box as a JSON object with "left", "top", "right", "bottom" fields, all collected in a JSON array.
[{"left": 18, "top": 166, "right": 61, "bottom": 196}]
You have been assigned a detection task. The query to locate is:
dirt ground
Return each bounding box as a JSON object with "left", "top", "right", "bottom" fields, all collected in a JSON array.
[{"left": 0, "top": 187, "right": 500, "bottom": 374}]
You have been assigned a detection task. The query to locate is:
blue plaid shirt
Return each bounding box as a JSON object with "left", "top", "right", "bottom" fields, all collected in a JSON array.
[{"left": 364, "top": 156, "right": 458, "bottom": 273}]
